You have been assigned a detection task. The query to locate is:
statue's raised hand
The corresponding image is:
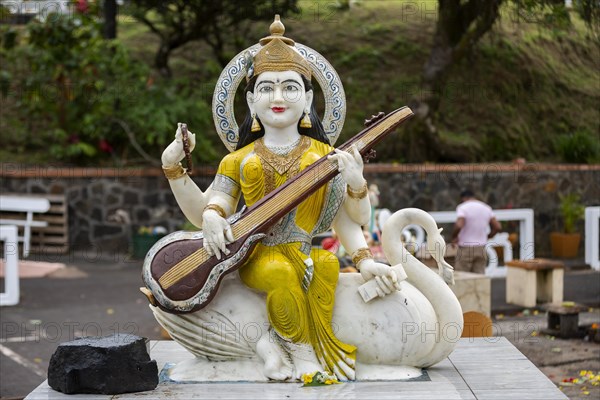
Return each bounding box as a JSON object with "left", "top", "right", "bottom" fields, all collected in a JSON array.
[
  {"left": 327, "top": 144, "right": 365, "bottom": 191},
  {"left": 202, "top": 210, "right": 234, "bottom": 260},
  {"left": 359, "top": 259, "right": 404, "bottom": 297},
  {"left": 161, "top": 123, "right": 196, "bottom": 166}
]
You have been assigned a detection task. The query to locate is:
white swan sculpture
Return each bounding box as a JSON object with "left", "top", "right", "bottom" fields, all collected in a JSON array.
[{"left": 151, "top": 208, "right": 463, "bottom": 380}]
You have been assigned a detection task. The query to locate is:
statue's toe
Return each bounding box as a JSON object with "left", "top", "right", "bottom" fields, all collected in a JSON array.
[{"left": 265, "top": 363, "right": 292, "bottom": 381}]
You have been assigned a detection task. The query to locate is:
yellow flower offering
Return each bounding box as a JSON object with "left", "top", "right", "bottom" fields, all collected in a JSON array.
[
  {"left": 301, "top": 371, "right": 341, "bottom": 387},
  {"left": 302, "top": 373, "right": 314, "bottom": 384}
]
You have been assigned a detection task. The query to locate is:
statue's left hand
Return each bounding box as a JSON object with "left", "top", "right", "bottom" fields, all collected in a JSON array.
[
  {"left": 161, "top": 123, "right": 197, "bottom": 166},
  {"left": 359, "top": 259, "right": 403, "bottom": 297},
  {"left": 328, "top": 145, "right": 365, "bottom": 190}
]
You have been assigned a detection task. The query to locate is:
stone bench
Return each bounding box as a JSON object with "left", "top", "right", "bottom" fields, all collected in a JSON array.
[
  {"left": 543, "top": 303, "right": 586, "bottom": 339},
  {"left": 505, "top": 258, "right": 564, "bottom": 308}
]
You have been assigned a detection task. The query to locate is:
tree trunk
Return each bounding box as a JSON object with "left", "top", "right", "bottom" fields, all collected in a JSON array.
[
  {"left": 403, "top": 0, "right": 503, "bottom": 162},
  {"left": 405, "top": 19, "right": 458, "bottom": 161},
  {"left": 156, "top": 43, "right": 173, "bottom": 78},
  {"left": 103, "top": 0, "right": 117, "bottom": 39}
]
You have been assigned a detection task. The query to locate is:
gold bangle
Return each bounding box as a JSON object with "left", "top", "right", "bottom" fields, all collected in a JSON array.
[
  {"left": 162, "top": 163, "right": 187, "bottom": 180},
  {"left": 352, "top": 247, "right": 373, "bottom": 269},
  {"left": 203, "top": 204, "right": 226, "bottom": 219},
  {"left": 347, "top": 181, "right": 368, "bottom": 200}
]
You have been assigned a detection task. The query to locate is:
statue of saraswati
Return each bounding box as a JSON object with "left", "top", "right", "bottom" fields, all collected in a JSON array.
[{"left": 142, "top": 16, "right": 463, "bottom": 382}]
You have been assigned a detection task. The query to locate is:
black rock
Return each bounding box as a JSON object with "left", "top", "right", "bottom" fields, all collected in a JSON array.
[{"left": 48, "top": 334, "right": 158, "bottom": 395}]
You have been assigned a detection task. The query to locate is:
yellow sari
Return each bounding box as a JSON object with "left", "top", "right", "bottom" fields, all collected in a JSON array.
[{"left": 213, "top": 136, "right": 356, "bottom": 379}]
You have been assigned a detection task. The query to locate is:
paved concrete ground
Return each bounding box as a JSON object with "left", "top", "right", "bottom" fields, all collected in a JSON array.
[
  {"left": 0, "top": 254, "right": 162, "bottom": 399},
  {"left": 0, "top": 253, "right": 598, "bottom": 399}
]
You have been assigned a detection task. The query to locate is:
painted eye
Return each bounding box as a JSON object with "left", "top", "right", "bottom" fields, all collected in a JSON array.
[
  {"left": 259, "top": 86, "right": 273, "bottom": 93},
  {"left": 285, "top": 85, "right": 299, "bottom": 91}
]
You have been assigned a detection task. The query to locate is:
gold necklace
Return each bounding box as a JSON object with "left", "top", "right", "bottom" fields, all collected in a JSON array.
[{"left": 254, "top": 136, "right": 311, "bottom": 194}]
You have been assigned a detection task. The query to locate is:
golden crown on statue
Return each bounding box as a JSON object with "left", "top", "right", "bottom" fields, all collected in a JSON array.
[{"left": 250, "top": 15, "right": 312, "bottom": 81}]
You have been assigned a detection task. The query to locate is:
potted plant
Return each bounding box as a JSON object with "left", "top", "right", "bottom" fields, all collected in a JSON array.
[
  {"left": 132, "top": 225, "right": 168, "bottom": 259},
  {"left": 550, "top": 193, "right": 585, "bottom": 258}
]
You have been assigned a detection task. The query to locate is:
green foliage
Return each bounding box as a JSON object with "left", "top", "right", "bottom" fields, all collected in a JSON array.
[
  {"left": 0, "top": 5, "right": 11, "bottom": 21},
  {"left": 128, "top": 0, "right": 300, "bottom": 76},
  {"left": 511, "top": 0, "right": 572, "bottom": 31},
  {"left": 1, "top": 2, "right": 599, "bottom": 165},
  {"left": 511, "top": 0, "right": 600, "bottom": 35},
  {"left": 556, "top": 131, "right": 597, "bottom": 163},
  {"left": 0, "top": 13, "right": 218, "bottom": 165},
  {"left": 1, "top": 13, "right": 143, "bottom": 160},
  {"left": 559, "top": 193, "right": 585, "bottom": 234},
  {"left": 576, "top": 0, "right": 600, "bottom": 33},
  {"left": 555, "top": 131, "right": 600, "bottom": 163},
  {"left": 121, "top": 79, "right": 217, "bottom": 163}
]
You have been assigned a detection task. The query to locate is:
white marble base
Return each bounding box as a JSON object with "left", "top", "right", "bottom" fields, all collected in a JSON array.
[
  {"left": 25, "top": 338, "right": 567, "bottom": 400},
  {"left": 162, "top": 356, "right": 424, "bottom": 383},
  {"left": 451, "top": 271, "right": 491, "bottom": 317}
]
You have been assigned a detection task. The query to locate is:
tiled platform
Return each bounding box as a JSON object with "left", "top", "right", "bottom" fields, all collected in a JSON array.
[{"left": 25, "top": 338, "right": 566, "bottom": 400}]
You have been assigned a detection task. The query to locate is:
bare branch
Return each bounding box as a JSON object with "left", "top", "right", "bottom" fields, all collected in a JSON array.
[{"left": 112, "top": 118, "right": 161, "bottom": 166}]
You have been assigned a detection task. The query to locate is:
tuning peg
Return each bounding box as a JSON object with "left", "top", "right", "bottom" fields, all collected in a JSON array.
[
  {"left": 364, "top": 112, "right": 386, "bottom": 127},
  {"left": 362, "top": 149, "right": 377, "bottom": 163}
]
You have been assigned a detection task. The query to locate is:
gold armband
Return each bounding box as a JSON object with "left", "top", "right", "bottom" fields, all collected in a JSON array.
[
  {"left": 203, "top": 204, "right": 226, "bottom": 219},
  {"left": 346, "top": 181, "right": 368, "bottom": 200},
  {"left": 162, "top": 163, "right": 187, "bottom": 180},
  {"left": 352, "top": 247, "right": 373, "bottom": 269}
]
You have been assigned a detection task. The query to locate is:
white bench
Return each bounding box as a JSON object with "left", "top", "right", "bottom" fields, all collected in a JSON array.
[
  {"left": 0, "top": 225, "right": 20, "bottom": 306},
  {"left": 0, "top": 195, "right": 51, "bottom": 257}
]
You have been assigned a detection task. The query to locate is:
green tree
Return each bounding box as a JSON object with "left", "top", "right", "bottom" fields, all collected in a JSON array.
[
  {"left": 0, "top": 13, "right": 216, "bottom": 165},
  {"left": 129, "top": 0, "right": 300, "bottom": 78},
  {"left": 404, "top": 0, "right": 600, "bottom": 162}
]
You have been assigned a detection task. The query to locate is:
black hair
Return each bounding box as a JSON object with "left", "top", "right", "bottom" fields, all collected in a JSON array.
[
  {"left": 236, "top": 75, "right": 330, "bottom": 150},
  {"left": 460, "top": 189, "right": 475, "bottom": 199}
]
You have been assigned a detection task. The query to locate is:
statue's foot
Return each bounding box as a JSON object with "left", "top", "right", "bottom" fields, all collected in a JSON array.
[
  {"left": 291, "top": 355, "right": 324, "bottom": 381},
  {"left": 256, "top": 333, "right": 292, "bottom": 381},
  {"left": 287, "top": 345, "right": 323, "bottom": 380}
]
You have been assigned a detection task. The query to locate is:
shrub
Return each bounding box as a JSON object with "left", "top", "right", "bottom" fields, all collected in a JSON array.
[
  {"left": 555, "top": 130, "right": 600, "bottom": 163},
  {"left": 0, "top": 12, "right": 217, "bottom": 165},
  {"left": 559, "top": 193, "right": 585, "bottom": 234}
]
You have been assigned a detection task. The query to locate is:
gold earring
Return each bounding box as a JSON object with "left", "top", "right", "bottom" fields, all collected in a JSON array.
[
  {"left": 300, "top": 111, "right": 312, "bottom": 129},
  {"left": 251, "top": 114, "right": 261, "bottom": 133}
]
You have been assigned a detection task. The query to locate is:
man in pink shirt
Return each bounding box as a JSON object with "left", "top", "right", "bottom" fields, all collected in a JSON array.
[{"left": 451, "top": 190, "right": 502, "bottom": 274}]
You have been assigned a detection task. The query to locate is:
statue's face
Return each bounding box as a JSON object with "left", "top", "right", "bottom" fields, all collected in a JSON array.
[{"left": 247, "top": 70, "right": 313, "bottom": 130}]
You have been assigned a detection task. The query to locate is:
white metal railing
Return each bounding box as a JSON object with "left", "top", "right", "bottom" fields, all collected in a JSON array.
[
  {"left": 585, "top": 207, "right": 600, "bottom": 271},
  {"left": 0, "top": 225, "right": 20, "bottom": 306},
  {"left": 428, "top": 208, "right": 535, "bottom": 260}
]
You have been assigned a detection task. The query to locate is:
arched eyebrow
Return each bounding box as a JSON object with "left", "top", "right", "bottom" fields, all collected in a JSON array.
[
  {"left": 282, "top": 79, "right": 302, "bottom": 86},
  {"left": 256, "top": 80, "right": 275, "bottom": 88}
]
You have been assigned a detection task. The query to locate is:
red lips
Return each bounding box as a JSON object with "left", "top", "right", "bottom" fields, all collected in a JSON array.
[{"left": 271, "top": 107, "right": 286, "bottom": 113}]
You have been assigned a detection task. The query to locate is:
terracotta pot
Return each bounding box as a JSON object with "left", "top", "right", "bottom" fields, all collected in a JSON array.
[{"left": 550, "top": 232, "right": 581, "bottom": 258}]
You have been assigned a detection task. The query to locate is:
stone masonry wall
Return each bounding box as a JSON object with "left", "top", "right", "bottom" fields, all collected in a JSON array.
[{"left": 1, "top": 163, "right": 598, "bottom": 257}]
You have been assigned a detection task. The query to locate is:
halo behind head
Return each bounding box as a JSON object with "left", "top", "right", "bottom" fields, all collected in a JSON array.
[{"left": 212, "top": 17, "right": 346, "bottom": 152}]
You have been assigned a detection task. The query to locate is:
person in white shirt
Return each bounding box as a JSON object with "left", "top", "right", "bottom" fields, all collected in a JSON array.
[{"left": 451, "top": 190, "right": 501, "bottom": 274}]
